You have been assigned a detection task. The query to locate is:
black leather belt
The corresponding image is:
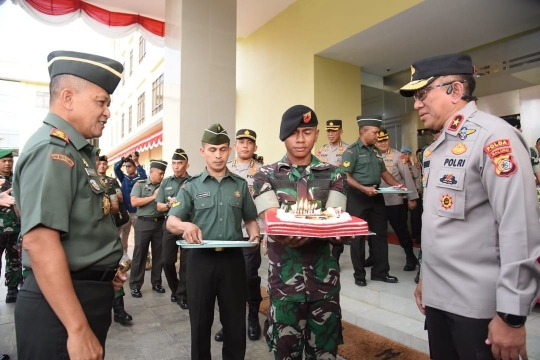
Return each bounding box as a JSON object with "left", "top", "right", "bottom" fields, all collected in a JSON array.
[
  {"left": 70, "top": 267, "right": 117, "bottom": 282},
  {"left": 138, "top": 216, "right": 165, "bottom": 222}
]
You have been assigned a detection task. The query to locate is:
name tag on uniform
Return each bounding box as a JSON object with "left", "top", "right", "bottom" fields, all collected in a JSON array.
[
  {"left": 166, "top": 187, "right": 173, "bottom": 190},
  {"left": 85, "top": 168, "right": 97, "bottom": 176},
  {"left": 195, "top": 192, "right": 210, "bottom": 199}
]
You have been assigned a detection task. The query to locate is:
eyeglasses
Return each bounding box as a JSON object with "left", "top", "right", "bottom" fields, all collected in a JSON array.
[{"left": 414, "top": 80, "right": 467, "bottom": 101}]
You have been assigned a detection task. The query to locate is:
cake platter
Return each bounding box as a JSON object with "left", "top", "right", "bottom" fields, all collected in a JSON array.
[
  {"left": 377, "top": 187, "right": 413, "bottom": 194},
  {"left": 176, "top": 240, "right": 258, "bottom": 249}
]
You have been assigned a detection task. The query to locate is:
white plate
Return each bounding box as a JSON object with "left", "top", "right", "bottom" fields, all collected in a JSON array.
[{"left": 176, "top": 240, "right": 258, "bottom": 248}]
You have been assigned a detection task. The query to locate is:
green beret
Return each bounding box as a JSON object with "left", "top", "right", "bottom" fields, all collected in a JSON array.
[
  {"left": 202, "top": 124, "right": 230, "bottom": 145},
  {"left": 279, "top": 105, "right": 318, "bottom": 141},
  {"left": 357, "top": 115, "right": 382, "bottom": 128},
  {"left": 0, "top": 149, "right": 14, "bottom": 159},
  {"left": 172, "top": 148, "right": 188, "bottom": 161},
  {"left": 236, "top": 129, "right": 257, "bottom": 141},
  {"left": 400, "top": 53, "right": 474, "bottom": 97},
  {"left": 47, "top": 50, "right": 124, "bottom": 94},
  {"left": 150, "top": 160, "right": 168, "bottom": 172}
]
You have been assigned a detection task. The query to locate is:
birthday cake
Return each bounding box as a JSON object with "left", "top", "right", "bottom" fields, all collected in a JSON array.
[{"left": 264, "top": 199, "right": 370, "bottom": 238}]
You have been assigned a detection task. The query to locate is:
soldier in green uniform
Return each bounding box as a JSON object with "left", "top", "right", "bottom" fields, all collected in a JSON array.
[
  {"left": 156, "top": 149, "right": 190, "bottom": 308},
  {"left": 252, "top": 105, "right": 349, "bottom": 360},
  {"left": 166, "top": 123, "right": 260, "bottom": 360},
  {"left": 13, "top": 50, "right": 126, "bottom": 359},
  {"left": 214, "top": 129, "right": 264, "bottom": 342},
  {"left": 129, "top": 160, "right": 167, "bottom": 298},
  {"left": 96, "top": 155, "right": 132, "bottom": 325},
  {"left": 0, "top": 149, "right": 22, "bottom": 303},
  {"left": 342, "top": 116, "right": 402, "bottom": 287}
]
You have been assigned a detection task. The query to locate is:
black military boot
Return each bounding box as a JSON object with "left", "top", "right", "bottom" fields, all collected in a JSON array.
[
  {"left": 5, "top": 287, "right": 18, "bottom": 303},
  {"left": 247, "top": 305, "right": 261, "bottom": 341},
  {"left": 403, "top": 247, "right": 418, "bottom": 271},
  {"left": 113, "top": 296, "right": 133, "bottom": 325}
]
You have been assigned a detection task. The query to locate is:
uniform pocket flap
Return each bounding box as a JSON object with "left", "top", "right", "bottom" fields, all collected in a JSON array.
[
  {"left": 435, "top": 169, "right": 465, "bottom": 191},
  {"left": 194, "top": 197, "right": 214, "bottom": 210}
]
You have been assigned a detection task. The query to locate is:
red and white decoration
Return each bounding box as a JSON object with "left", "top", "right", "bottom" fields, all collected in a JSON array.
[
  {"left": 108, "top": 130, "right": 163, "bottom": 163},
  {"left": 12, "top": 0, "right": 165, "bottom": 45}
]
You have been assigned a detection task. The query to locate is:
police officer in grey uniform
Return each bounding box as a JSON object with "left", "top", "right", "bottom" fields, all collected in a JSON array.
[
  {"left": 317, "top": 120, "right": 350, "bottom": 264},
  {"left": 401, "top": 53, "right": 540, "bottom": 360},
  {"left": 375, "top": 129, "right": 419, "bottom": 271},
  {"left": 13, "top": 50, "right": 125, "bottom": 359},
  {"left": 214, "top": 129, "right": 263, "bottom": 342},
  {"left": 156, "top": 149, "right": 190, "bottom": 308},
  {"left": 129, "top": 160, "right": 167, "bottom": 298},
  {"left": 342, "top": 116, "right": 402, "bottom": 286},
  {"left": 317, "top": 120, "right": 350, "bottom": 167}
]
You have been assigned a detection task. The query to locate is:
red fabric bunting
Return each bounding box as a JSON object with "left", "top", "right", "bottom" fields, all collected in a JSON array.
[{"left": 24, "top": 0, "right": 164, "bottom": 37}]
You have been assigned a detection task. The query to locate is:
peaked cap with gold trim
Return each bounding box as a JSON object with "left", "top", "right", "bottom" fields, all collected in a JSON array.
[
  {"left": 400, "top": 53, "right": 474, "bottom": 97},
  {"left": 172, "top": 148, "right": 188, "bottom": 161},
  {"left": 377, "top": 128, "right": 389, "bottom": 142},
  {"left": 326, "top": 120, "right": 342, "bottom": 131},
  {"left": 236, "top": 129, "right": 257, "bottom": 142},
  {"left": 47, "top": 50, "right": 124, "bottom": 94},
  {"left": 202, "top": 123, "right": 230, "bottom": 145}
]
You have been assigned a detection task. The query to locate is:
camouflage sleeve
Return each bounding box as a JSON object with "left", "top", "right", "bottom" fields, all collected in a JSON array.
[
  {"left": 326, "top": 168, "right": 347, "bottom": 209},
  {"left": 252, "top": 166, "right": 279, "bottom": 214}
]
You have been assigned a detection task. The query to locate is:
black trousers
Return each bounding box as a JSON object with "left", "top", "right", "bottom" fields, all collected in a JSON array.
[
  {"left": 347, "top": 188, "right": 389, "bottom": 280},
  {"left": 243, "top": 238, "right": 262, "bottom": 308},
  {"left": 15, "top": 273, "right": 114, "bottom": 359},
  {"left": 130, "top": 218, "right": 164, "bottom": 289},
  {"left": 410, "top": 197, "right": 423, "bottom": 244},
  {"left": 385, "top": 204, "right": 414, "bottom": 251},
  {"left": 425, "top": 306, "right": 495, "bottom": 360},
  {"left": 162, "top": 226, "right": 190, "bottom": 300},
  {"left": 188, "top": 248, "right": 247, "bottom": 360}
]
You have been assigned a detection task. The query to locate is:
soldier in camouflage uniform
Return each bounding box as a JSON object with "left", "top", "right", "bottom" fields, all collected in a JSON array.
[
  {"left": 96, "top": 154, "right": 133, "bottom": 325},
  {"left": 252, "top": 105, "right": 348, "bottom": 360},
  {"left": 0, "top": 149, "right": 22, "bottom": 303}
]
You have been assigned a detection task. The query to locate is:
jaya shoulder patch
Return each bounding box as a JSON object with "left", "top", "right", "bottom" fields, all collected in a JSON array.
[{"left": 50, "top": 153, "right": 74, "bottom": 167}]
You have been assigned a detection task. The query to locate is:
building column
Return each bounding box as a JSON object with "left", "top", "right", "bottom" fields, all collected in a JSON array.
[{"left": 163, "top": 0, "right": 237, "bottom": 173}]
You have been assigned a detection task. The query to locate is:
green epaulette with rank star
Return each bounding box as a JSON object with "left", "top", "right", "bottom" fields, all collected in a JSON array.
[
  {"left": 137, "top": 179, "right": 146, "bottom": 183},
  {"left": 49, "top": 128, "right": 69, "bottom": 147}
]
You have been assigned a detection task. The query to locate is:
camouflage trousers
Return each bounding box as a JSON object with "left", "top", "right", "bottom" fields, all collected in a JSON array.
[
  {"left": 265, "top": 294, "right": 343, "bottom": 360},
  {"left": 0, "top": 232, "right": 23, "bottom": 288}
]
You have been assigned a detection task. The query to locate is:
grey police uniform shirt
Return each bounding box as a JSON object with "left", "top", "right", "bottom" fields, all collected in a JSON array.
[
  {"left": 316, "top": 141, "right": 350, "bottom": 167},
  {"left": 421, "top": 101, "right": 540, "bottom": 319},
  {"left": 227, "top": 159, "right": 262, "bottom": 237},
  {"left": 380, "top": 148, "right": 419, "bottom": 206},
  {"left": 130, "top": 179, "right": 161, "bottom": 217}
]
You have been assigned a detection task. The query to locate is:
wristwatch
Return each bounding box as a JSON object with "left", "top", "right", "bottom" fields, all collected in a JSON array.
[{"left": 497, "top": 312, "right": 527, "bottom": 328}]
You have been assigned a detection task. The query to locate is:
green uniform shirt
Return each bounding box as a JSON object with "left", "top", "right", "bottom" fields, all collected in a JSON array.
[
  {"left": 341, "top": 140, "right": 386, "bottom": 185},
  {"left": 130, "top": 179, "right": 162, "bottom": 217},
  {"left": 13, "top": 113, "right": 122, "bottom": 271},
  {"left": 168, "top": 168, "right": 258, "bottom": 241},
  {"left": 155, "top": 175, "right": 190, "bottom": 215},
  {"left": 0, "top": 173, "right": 20, "bottom": 234}
]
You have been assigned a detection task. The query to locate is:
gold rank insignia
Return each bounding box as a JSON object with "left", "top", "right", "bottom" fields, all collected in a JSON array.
[
  {"left": 49, "top": 128, "right": 70, "bottom": 143},
  {"left": 244, "top": 130, "right": 250, "bottom": 135},
  {"left": 424, "top": 148, "right": 432, "bottom": 158},
  {"left": 102, "top": 196, "right": 111, "bottom": 215},
  {"left": 171, "top": 201, "right": 180, "bottom": 207},
  {"left": 234, "top": 191, "right": 241, "bottom": 198},
  {"left": 329, "top": 122, "right": 334, "bottom": 126},
  {"left": 82, "top": 157, "right": 90, "bottom": 167},
  {"left": 451, "top": 142, "right": 467, "bottom": 155},
  {"left": 249, "top": 167, "right": 257, "bottom": 176},
  {"left": 343, "top": 161, "right": 350, "bottom": 168}
]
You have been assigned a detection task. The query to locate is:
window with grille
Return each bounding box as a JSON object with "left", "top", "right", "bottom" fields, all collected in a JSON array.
[
  {"left": 128, "top": 106, "right": 133, "bottom": 133},
  {"left": 152, "top": 74, "right": 164, "bottom": 115},
  {"left": 139, "top": 37, "right": 146, "bottom": 63},
  {"left": 137, "top": 94, "right": 145, "bottom": 126}
]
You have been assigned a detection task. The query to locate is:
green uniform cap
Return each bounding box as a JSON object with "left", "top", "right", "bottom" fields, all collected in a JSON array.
[
  {"left": 202, "top": 123, "right": 230, "bottom": 145},
  {"left": 47, "top": 50, "right": 124, "bottom": 94},
  {"left": 236, "top": 129, "right": 257, "bottom": 141},
  {"left": 0, "top": 149, "right": 14, "bottom": 159},
  {"left": 172, "top": 148, "right": 188, "bottom": 161},
  {"left": 150, "top": 159, "right": 168, "bottom": 171},
  {"left": 357, "top": 115, "right": 382, "bottom": 128}
]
